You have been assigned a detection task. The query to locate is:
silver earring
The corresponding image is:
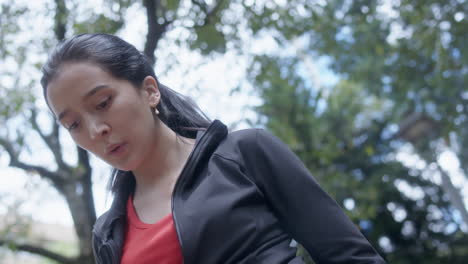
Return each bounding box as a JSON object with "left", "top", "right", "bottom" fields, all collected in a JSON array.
[{"left": 155, "top": 108, "right": 160, "bottom": 115}]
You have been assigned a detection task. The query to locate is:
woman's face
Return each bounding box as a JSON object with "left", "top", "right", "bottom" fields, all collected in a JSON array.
[{"left": 46, "top": 62, "right": 160, "bottom": 171}]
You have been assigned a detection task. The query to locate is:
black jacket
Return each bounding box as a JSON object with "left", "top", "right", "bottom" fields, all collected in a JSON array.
[{"left": 92, "top": 120, "right": 386, "bottom": 264}]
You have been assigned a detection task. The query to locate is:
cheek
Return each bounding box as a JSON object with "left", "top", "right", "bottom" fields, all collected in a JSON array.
[
  {"left": 113, "top": 98, "right": 154, "bottom": 128},
  {"left": 70, "top": 133, "right": 94, "bottom": 152}
]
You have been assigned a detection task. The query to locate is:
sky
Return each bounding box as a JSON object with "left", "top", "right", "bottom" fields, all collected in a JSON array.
[{"left": 0, "top": 0, "right": 467, "bottom": 231}]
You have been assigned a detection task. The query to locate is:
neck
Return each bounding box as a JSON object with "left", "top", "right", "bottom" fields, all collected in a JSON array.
[{"left": 132, "top": 121, "right": 195, "bottom": 197}]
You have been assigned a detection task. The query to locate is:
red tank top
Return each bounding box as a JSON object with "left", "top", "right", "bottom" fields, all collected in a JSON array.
[{"left": 121, "top": 196, "right": 183, "bottom": 264}]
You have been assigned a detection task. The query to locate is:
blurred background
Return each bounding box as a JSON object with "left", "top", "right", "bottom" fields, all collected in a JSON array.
[{"left": 0, "top": 0, "right": 467, "bottom": 263}]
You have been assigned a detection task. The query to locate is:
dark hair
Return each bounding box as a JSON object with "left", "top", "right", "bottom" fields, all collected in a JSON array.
[{"left": 41, "top": 33, "right": 211, "bottom": 194}]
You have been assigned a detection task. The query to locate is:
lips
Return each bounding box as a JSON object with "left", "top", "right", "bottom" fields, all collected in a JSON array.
[{"left": 106, "top": 142, "right": 127, "bottom": 155}]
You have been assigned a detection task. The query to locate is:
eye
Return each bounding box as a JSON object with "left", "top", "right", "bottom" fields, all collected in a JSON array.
[
  {"left": 68, "top": 121, "right": 80, "bottom": 131},
  {"left": 96, "top": 96, "right": 111, "bottom": 110}
]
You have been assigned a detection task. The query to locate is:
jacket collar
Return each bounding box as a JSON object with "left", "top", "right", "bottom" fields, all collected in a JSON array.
[
  {"left": 178, "top": 120, "right": 228, "bottom": 191},
  {"left": 93, "top": 119, "right": 228, "bottom": 241}
]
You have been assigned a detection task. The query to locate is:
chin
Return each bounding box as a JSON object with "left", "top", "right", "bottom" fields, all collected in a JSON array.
[
  {"left": 114, "top": 166, "right": 132, "bottom": 172},
  {"left": 111, "top": 163, "right": 132, "bottom": 172},
  {"left": 110, "top": 159, "right": 139, "bottom": 172}
]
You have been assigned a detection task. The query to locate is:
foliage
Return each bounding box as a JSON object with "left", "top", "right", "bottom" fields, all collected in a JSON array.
[
  {"left": 1, "top": 0, "right": 467, "bottom": 263},
  {"left": 244, "top": 0, "right": 468, "bottom": 263}
]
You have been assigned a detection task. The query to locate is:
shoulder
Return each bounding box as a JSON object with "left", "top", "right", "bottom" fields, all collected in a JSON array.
[
  {"left": 221, "top": 128, "right": 283, "bottom": 149},
  {"left": 221, "top": 128, "right": 276, "bottom": 145},
  {"left": 213, "top": 128, "right": 280, "bottom": 161},
  {"left": 225, "top": 128, "right": 259, "bottom": 143},
  {"left": 93, "top": 211, "right": 111, "bottom": 238},
  {"left": 215, "top": 128, "right": 258, "bottom": 154}
]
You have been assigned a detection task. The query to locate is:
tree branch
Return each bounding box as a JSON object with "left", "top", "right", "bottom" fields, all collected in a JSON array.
[
  {"left": 0, "top": 137, "right": 64, "bottom": 186},
  {"left": 437, "top": 163, "right": 468, "bottom": 226},
  {"left": 143, "top": 0, "right": 173, "bottom": 66},
  {"left": 54, "top": 0, "right": 67, "bottom": 41},
  {"left": 205, "top": 0, "right": 225, "bottom": 24},
  {"left": 191, "top": 0, "right": 208, "bottom": 12},
  {"left": 0, "top": 239, "right": 77, "bottom": 264},
  {"left": 30, "top": 110, "right": 71, "bottom": 172},
  {"left": 192, "top": 0, "right": 225, "bottom": 26},
  {"left": 77, "top": 146, "right": 92, "bottom": 178}
]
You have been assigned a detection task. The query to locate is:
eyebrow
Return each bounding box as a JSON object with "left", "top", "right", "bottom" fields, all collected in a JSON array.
[{"left": 57, "top": 84, "right": 109, "bottom": 121}]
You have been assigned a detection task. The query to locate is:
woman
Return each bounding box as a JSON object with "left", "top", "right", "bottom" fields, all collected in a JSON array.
[{"left": 41, "top": 33, "right": 386, "bottom": 264}]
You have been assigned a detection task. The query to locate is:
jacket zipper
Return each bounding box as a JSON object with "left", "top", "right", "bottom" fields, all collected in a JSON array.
[
  {"left": 171, "top": 194, "right": 185, "bottom": 264},
  {"left": 171, "top": 131, "right": 207, "bottom": 264},
  {"left": 101, "top": 242, "right": 119, "bottom": 264},
  {"left": 172, "top": 149, "right": 193, "bottom": 264}
]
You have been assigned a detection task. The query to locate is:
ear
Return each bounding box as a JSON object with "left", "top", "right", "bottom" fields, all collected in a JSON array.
[{"left": 142, "top": 76, "right": 160, "bottom": 108}]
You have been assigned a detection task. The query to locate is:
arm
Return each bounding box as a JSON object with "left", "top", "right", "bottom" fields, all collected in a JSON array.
[{"left": 241, "top": 129, "right": 386, "bottom": 264}]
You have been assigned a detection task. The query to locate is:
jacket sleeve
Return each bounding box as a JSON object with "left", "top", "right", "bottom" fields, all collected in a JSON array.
[{"left": 240, "top": 129, "right": 386, "bottom": 264}]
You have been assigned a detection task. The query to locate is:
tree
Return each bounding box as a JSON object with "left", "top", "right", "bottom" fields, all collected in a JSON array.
[
  {"left": 2, "top": 0, "right": 467, "bottom": 263},
  {"left": 0, "top": 0, "right": 244, "bottom": 263},
  {"left": 0, "top": 0, "right": 126, "bottom": 262},
  {"left": 2, "top": 0, "right": 348, "bottom": 262},
  {"left": 303, "top": 0, "right": 468, "bottom": 226},
  {"left": 243, "top": 0, "right": 468, "bottom": 263}
]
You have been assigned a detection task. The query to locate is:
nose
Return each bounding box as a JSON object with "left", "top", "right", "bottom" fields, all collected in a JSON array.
[{"left": 89, "top": 119, "right": 110, "bottom": 140}]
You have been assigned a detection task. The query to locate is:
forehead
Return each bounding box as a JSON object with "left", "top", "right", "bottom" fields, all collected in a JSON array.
[{"left": 46, "top": 62, "right": 114, "bottom": 114}]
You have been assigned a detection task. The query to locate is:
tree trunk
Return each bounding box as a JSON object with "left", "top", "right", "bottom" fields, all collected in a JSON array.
[{"left": 58, "top": 175, "right": 96, "bottom": 262}]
